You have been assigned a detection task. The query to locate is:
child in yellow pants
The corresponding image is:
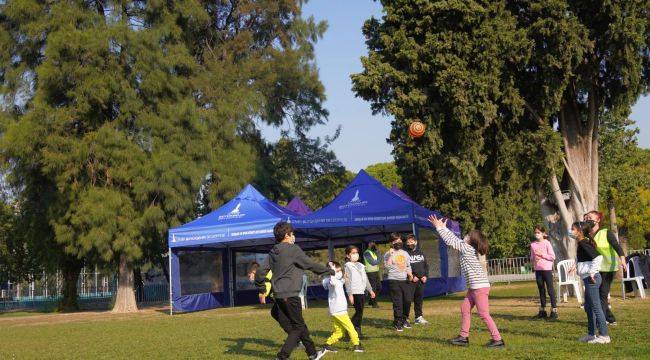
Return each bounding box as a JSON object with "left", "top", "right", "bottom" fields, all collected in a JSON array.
[{"left": 321, "top": 262, "right": 364, "bottom": 354}]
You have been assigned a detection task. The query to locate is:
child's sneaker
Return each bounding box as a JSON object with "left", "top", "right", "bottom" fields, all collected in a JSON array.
[
  {"left": 414, "top": 316, "right": 429, "bottom": 325},
  {"left": 450, "top": 336, "right": 469, "bottom": 347},
  {"left": 310, "top": 350, "right": 326, "bottom": 360},
  {"left": 549, "top": 311, "right": 558, "bottom": 321},
  {"left": 486, "top": 339, "right": 505, "bottom": 348},
  {"left": 588, "top": 336, "right": 611, "bottom": 344},
  {"left": 354, "top": 345, "right": 365, "bottom": 353},
  {"left": 394, "top": 324, "right": 404, "bottom": 332},
  {"left": 321, "top": 344, "right": 338, "bottom": 353},
  {"left": 578, "top": 335, "right": 596, "bottom": 343},
  {"left": 534, "top": 310, "right": 547, "bottom": 319},
  {"left": 403, "top": 320, "right": 412, "bottom": 329}
]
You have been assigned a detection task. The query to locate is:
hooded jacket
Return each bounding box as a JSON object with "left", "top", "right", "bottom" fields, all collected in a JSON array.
[{"left": 255, "top": 242, "right": 332, "bottom": 299}]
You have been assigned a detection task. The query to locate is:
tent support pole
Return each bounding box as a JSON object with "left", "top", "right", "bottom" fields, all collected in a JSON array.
[
  {"left": 168, "top": 247, "right": 173, "bottom": 316},
  {"left": 412, "top": 223, "right": 417, "bottom": 237},
  {"left": 328, "top": 238, "right": 334, "bottom": 261},
  {"left": 228, "top": 247, "right": 234, "bottom": 307}
]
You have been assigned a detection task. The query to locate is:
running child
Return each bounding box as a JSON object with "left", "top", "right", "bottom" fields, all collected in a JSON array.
[
  {"left": 344, "top": 245, "right": 375, "bottom": 339},
  {"left": 321, "top": 261, "right": 365, "bottom": 354},
  {"left": 428, "top": 215, "right": 505, "bottom": 348},
  {"left": 530, "top": 225, "right": 558, "bottom": 320},
  {"left": 254, "top": 221, "right": 333, "bottom": 360}
]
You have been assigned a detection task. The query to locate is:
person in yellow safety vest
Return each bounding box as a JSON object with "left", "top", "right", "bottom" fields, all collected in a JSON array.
[
  {"left": 363, "top": 242, "right": 382, "bottom": 308},
  {"left": 584, "top": 211, "right": 627, "bottom": 326}
]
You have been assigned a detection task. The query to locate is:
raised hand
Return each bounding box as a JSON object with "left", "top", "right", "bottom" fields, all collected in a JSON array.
[{"left": 428, "top": 214, "right": 448, "bottom": 229}]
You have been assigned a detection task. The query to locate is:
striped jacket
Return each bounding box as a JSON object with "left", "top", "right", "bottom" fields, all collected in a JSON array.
[{"left": 436, "top": 227, "right": 490, "bottom": 290}]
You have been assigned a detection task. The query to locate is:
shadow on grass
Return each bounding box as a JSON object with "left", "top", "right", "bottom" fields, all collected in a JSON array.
[
  {"left": 490, "top": 312, "right": 584, "bottom": 326},
  {"left": 221, "top": 337, "right": 280, "bottom": 359},
  {"left": 360, "top": 316, "right": 394, "bottom": 329}
]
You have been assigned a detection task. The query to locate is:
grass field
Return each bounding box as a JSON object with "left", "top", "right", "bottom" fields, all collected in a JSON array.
[{"left": 1, "top": 281, "right": 648, "bottom": 359}]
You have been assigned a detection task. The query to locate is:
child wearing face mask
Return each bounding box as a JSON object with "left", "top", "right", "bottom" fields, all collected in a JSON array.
[
  {"left": 321, "top": 261, "right": 364, "bottom": 354},
  {"left": 344, "top": 245, "right": 375, "bottom": 340},
  {"left": 530, "top": 225, "right": 558, "bottom": 320},
  {"left": 384, "top": 233, "right": 413, "bottom": 331},
  {"left": 428, "top": 215, "right": 504, "bottom": 348}
]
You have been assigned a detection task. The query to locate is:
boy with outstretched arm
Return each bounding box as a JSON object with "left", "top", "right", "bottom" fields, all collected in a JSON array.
[{"left": 255, "top": 221, "right": 334, "bottom": 360}]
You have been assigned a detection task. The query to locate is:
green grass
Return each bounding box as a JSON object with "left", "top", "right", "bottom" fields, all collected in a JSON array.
[{"left": 1, "top": 281, "right": 648, "bottom": 359}]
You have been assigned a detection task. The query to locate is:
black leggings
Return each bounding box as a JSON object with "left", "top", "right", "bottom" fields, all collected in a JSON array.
[
  {"left": 351, "top": 294, "right": 365, "bottom": 330},
  {"left": 535, "top": 270, "right": 557, "bottom": 309}
]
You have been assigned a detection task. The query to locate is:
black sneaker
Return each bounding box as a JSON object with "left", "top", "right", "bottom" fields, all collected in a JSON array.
[
  {"left": 354, "top": 345, "right": 365, "bottom": 353},
  {"left": 310, "top": 350, "right": 326, "bottom": 360},
  {"left": 486, "top": 339, "right": 505, "bottom": 348},
  {"left": 321, "top": 344, "right": 337, "bottom": 354},
  {"left": 450, "top": 336, "right": 469, "bottom": 347},
  {"left": 395, "top": 324, "right": 404, "bottom": 332},
  {"left": 534, "top": 310, "right": 547, "bottom": 319},
  {"left": 403, "top": 320, "right": 412, "bottom": 329},
  {"left": 549, "top": 311, "right": 558, "bottom": 321}
]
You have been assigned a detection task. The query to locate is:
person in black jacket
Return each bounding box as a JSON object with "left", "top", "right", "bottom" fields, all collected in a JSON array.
[
  {"left": 255, "top": 222, "right": 333, "bottom": 360},
  {"left": 405, "top": 234, "right": 430, "bottom": 325}
]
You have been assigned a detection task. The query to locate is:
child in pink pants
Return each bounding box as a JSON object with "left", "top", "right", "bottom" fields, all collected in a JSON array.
[{"left": 429, "top": 215, "right": 504, "bottom": 348}]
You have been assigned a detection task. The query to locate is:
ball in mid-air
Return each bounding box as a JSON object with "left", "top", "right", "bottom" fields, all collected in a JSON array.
[{"left": 408, "top": 121, "right": 426, "bottom": 138}]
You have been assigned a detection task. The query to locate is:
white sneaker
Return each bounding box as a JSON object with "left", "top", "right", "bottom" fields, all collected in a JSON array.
[
  {"left": 588, "top": 336, "right": 611, "bottom": 344},
  {"left": 415, "top": 316, "right": 429, "bottom": 325},
  {"left": 578, "top": 335, "right": 596, "bottom": 343}
]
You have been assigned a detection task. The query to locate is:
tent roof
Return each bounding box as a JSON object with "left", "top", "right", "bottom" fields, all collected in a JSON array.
[
  {"left": 168, "top": 184, "right": 296, "bottom": 248},
  {"left": 390, "top": 184, "right": 413, "bottom": 201},
  {"left": 285, "top": 197, "right": 313, "bottom": 215},
  {"left": 292, "top": 170, "right": 460, "bottom": 238}
]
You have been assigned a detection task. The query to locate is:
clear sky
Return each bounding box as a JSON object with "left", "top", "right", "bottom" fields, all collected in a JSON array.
[{"left": 262, "top": 0, "right": 650, "bottom": 172}]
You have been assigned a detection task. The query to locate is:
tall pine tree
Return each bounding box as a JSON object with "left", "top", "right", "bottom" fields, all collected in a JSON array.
[{"left": 353, "top": 0, "right": 648, "bottom": 258}]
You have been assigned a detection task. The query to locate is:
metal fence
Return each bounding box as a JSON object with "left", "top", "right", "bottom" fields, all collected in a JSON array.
[
  {"left": 0, "top": 267, "right": 169, "bottom": 312},
  {"left": 486, "top": 248, "right": 650, "bottom": 283}
]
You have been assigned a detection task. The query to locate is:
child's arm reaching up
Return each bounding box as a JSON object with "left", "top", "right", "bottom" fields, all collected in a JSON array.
[{"left": 428, "top": 215, "right": 473, "bottom": 254}]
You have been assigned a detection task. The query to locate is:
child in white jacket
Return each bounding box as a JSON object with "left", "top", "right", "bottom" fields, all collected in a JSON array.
[
  {"left": 344, "top": 245, "right": 375, "bottom": 339},
  {"left": 321, "top": 262, "right": 364, "bottom": 354}
]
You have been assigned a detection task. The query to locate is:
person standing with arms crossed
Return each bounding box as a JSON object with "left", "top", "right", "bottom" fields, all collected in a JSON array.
[
  {"left": 405, "top": 234, "right": 430, "bottom": 325},
  {"left": 363, "top": 242, "right": 382, "bottom": 308},
  {"left": 584, "top": 211, "right": 626, "bottom": 326}
]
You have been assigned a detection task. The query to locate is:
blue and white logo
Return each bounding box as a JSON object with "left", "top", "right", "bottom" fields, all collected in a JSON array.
[
  {"left": 338, "top": 190, "right": 368, "bottom": 209},
  {"left": 218, "top": 202, "right": 246, "bottom": 220}
]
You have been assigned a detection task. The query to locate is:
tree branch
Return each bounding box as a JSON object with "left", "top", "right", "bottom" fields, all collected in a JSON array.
[{"left": 549, "top": 170, "right": 573, "bottom": 231}]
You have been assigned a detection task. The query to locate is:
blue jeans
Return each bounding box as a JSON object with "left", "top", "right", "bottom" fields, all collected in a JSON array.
[{"left": 583, "top": 273, "right": 608, "bottom": 336}]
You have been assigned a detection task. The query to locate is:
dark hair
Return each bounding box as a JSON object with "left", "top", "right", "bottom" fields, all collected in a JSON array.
[
  {"left": 468, "top": 229, "right": 488, "bottom": 256},
  {"left": 585, "top": 210, "right": 604, "bottom": 223},
  {"left": 331, "top": 261, "right": 343, "bottom": 272},
  {"left": 345, "top": 245, "right": 359, "bottom": 256},
  {"left": 368, "top": 242, "right": 377, "bottom": 248},
  {"left": 273, "top": 221, "right": 293, "bottom": 243},
  {"left": 389, "top": 232, "right": 402, "bottom": 242},
  {"left": 572, "top": 221, "right": 596, "bottom": 247},
  {"left": 533, "top": 225, "right": 548, "bottom": 240},
  {"left": 248, "top": 262, "right": 260, "bottom": 274},
  {"left": 406, "top": 234, "right": 416, "bottom": 241}
]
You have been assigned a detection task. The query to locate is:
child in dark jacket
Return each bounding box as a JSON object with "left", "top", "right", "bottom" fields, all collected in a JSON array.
[
  {"left": 405, "top": 234, "right": 430, "bottom": 325},
  {"left": 255, "top": 221, "right": 333, "bottom": 360}
]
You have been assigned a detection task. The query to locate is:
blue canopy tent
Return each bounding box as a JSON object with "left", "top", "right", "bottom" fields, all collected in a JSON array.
[
  {"left": 292, "top": 170, "right": 465, "bottom": 298},
  {"left": 167, "top": 184, "right": 299, "bottom": 313}
]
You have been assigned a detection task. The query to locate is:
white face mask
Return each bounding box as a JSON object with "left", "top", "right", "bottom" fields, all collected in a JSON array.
[
  {"left": 535, "top": 232, "right": 544, "bottom": 241},
  {"left": 350, "top": 253, "right": 359, "bottom": 262},
  {"left": 335, "top": 271, "right": 343, "bottom": 280}
]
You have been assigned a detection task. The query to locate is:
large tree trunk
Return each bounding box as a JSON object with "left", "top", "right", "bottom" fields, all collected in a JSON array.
[
  {"left": 58, "top": 256, "right": 82, "bottom": 312},
  {"left": 540, "top": 99, "right": 600, "bottom": 260},
  {"left": 112, "top": 254, "right": 138, "bottom": 313}
]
